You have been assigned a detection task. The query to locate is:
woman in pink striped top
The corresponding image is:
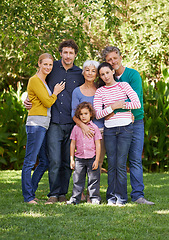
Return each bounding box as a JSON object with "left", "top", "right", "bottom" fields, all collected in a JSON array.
[{"left": 93, "top": 62, "right": 141, "bottom": 206}]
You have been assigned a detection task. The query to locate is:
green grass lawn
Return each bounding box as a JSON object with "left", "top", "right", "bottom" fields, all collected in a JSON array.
[{"left": 0, "top": 170, "right": 169, "bottom": 240}]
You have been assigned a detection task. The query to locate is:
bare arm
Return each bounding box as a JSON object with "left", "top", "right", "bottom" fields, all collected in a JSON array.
[
  {"left": 70, "top": 139, "right": 76, "bottom": 169},
  {"left": 92, "top": 139, "right": 101, "bottom": 170}
]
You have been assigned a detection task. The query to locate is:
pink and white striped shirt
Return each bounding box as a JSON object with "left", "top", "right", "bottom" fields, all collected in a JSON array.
[{"left": 93, "top": 82, "right": 141, "bottom": 128}]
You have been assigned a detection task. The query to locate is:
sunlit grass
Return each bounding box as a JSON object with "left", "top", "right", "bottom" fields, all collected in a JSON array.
[{"left": 0, "top": 170, "right": 169, "bottom": 240}]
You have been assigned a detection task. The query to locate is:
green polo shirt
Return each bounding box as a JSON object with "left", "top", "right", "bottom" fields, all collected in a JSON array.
[{"left": 115, "top": 67, "right": 144, "bottom": 121}]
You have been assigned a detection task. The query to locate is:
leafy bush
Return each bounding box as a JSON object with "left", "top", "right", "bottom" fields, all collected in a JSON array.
[
  {"left": 142, "top": 64, "right": 169, "bottom": 172},
  {"left": 0, "top": 82, "right": 27, "bottom": 169}
]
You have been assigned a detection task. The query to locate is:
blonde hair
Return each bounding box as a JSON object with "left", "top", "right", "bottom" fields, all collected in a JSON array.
[{"left": 38, "top": 53, "right": 54, "bottom": 64}]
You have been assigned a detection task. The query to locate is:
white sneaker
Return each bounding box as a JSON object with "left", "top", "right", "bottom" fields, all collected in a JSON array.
[
  {"left": 116, "top": 202, "right": 125, "bottom": 207},
  {"left": 91, "top": 199, "right": 100, "bottom": 205},
  {"left": 66, "top": 200, "right": 76, "bottom": 205},
  {"left": 107, "top": 200, "right": 116, "bottom": 206}
]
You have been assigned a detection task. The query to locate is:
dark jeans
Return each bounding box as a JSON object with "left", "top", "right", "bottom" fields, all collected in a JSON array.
[
  {"left": 47, "top": 123, "right": 74, "bottom": 197},
  {"left": 70, "top": 157, "right": 101, "bottom": 204},
  {"left": 104, "top": 123, "right": 133, "bottom": 204},
  {"left": 129, "top": 119, "right": 145, "bottom": 201}
]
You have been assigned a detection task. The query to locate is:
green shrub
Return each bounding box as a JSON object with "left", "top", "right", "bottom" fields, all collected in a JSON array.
[
  {"left": 0, "top": 82, "right": 27, "bottom": 169},
  {"left": 142, "top": 64, "right": 169, "bottom": 172}
]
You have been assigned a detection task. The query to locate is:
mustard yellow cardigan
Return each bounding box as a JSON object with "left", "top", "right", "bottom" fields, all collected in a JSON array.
[{"left": 27, "top": 74, "right": 57, "bottom": 116}]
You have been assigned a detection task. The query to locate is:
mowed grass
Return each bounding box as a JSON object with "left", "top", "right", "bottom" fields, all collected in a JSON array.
[{"left": 0, "top": 170, "right": 169, "bottom": 240}]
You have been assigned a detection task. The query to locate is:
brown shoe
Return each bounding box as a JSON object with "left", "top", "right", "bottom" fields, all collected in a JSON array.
[
  {"left": 34, "top": 198, "right": 39, "bottom": 201},
  {"left": 45, "top": 196, "right": 58, "bottom": 205},
  {"left": 58, "top": 195, "right": 67, "bottom": 202}
]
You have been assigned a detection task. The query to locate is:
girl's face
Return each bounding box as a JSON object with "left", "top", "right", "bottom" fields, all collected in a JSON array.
[
  {"left": 83, "top": 65, "right": 97, "bottom": 83},
  {"left": 79, "top": 107, "right": 91, "bottom": 124},
  {"left": 38, "top": 58, "right": 53, "bottom": 76},
  {"left": 99, "top": 66, "right": 115, "bottom": 86}
]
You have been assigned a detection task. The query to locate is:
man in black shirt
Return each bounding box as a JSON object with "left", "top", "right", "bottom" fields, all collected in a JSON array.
[{"left": 45, "top": 40, "right": 84, "bottom": 204}]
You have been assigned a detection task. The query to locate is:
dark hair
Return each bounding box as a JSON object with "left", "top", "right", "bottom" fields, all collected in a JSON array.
[
  {"left": 75, "top": 102, "right": 95, "bottom": 121},
  {"left": 96, "top": 62, "right": 114, "bottom": 87},
  {"left": 101, "top": 46, "right": 121, "bottom": 61},
  {"left": 58, "top": 39, "right": 79, "bottom": 54}
]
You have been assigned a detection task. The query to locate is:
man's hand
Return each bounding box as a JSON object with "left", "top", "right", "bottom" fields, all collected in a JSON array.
[
  {"left": 131, "top": 113, "right": 135, "bottom": 123},
  {"left": 24, "top": 96, "right": 32, "bottom": 110},
  {"left": 105, "top": 112, "right": 115, "bottom": 120}
]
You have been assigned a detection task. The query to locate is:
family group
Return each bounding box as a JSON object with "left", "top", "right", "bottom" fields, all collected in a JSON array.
[{"left": 22, "top": 39, "right": 154, "bottom": 206}]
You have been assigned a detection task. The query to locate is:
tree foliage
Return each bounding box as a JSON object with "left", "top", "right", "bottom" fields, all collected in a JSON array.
[
  {"left": 1, "top": 0, "right": 168, "bottom": 90},
  {"left": 0, "top": 0, "right": 169, "bottom": 170},
  {"left": 111, "top": 0, "right": 169, "bottom": 80},
  {"left": 0, "top": 83, "right": 27, "bottom": 169}
]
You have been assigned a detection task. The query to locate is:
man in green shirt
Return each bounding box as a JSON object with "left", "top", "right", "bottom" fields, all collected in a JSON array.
[{"left": 102, "top": 46, "right": 154, "bottom": 205}]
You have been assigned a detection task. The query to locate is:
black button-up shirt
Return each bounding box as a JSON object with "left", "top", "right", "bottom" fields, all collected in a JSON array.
[{"left": 46, "top": 59, "right": 84, "bottom": 124}]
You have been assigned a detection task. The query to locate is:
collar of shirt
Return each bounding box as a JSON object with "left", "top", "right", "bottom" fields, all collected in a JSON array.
[{"left": 58, "top": 59, "right": 79, "bottom": 71}]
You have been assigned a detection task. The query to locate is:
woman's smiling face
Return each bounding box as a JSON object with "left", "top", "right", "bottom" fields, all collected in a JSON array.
[
  {"left": 38, "top": 58, "right": 53, "bottom": 76},
  {"left": 83, "top": 65, "right": 97, "bottom": 83}
]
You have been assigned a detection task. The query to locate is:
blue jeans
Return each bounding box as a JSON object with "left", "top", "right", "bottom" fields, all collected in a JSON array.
[
  {"left": 129, "top": 119, "right": 145, "bottom": 201},
  {"left": 22, "top": 126, "right": 49, "bottom": 202},
  {"left": 47, "top": 123, "right": 73, "bottom": 197},
  {"left": 104, "top": 123, "right": 133, "bottom": 204}
]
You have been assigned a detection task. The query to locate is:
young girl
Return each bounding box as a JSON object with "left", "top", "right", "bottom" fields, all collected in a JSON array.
[
  {"left": 22, "top": 53, "right": 65, "bottom": 204},
  {"left": 67, "top": 102, "right": 102, "bottom": 205},
  {"left": 94, "top": 62, "right": 141, "bottom": 206}
]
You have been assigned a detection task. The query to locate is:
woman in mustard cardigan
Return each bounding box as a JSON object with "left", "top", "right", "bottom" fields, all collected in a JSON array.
[{"left": 22, "top": 53, "right": 65, "bottom": 204}]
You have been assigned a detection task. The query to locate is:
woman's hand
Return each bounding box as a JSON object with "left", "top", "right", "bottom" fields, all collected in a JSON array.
[
  {"left": 81, "top": 123, "right": 95, "bottom": 138},
  {"left": 24, "top": 96, "right": 32, "bottom": 110},
  {"left": 110, "top": 100, "right": 125, "bottom": 110},
  {"left": 53, "top": 81, "right": 65, "bottom": 95}
]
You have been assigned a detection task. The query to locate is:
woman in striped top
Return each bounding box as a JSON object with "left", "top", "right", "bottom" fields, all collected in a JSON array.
[{"left": 93, "top": 62, "right": 141, "bottom": 206}]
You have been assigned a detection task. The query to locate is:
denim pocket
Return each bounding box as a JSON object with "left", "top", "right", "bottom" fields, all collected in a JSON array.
[{"left": 124, "top": 123, "right": 133, "bottom": 133}]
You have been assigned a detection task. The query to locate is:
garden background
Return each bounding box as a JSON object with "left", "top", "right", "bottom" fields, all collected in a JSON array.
[{"left": 0, "top": 0, "right": 169, "bottom": 171}]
